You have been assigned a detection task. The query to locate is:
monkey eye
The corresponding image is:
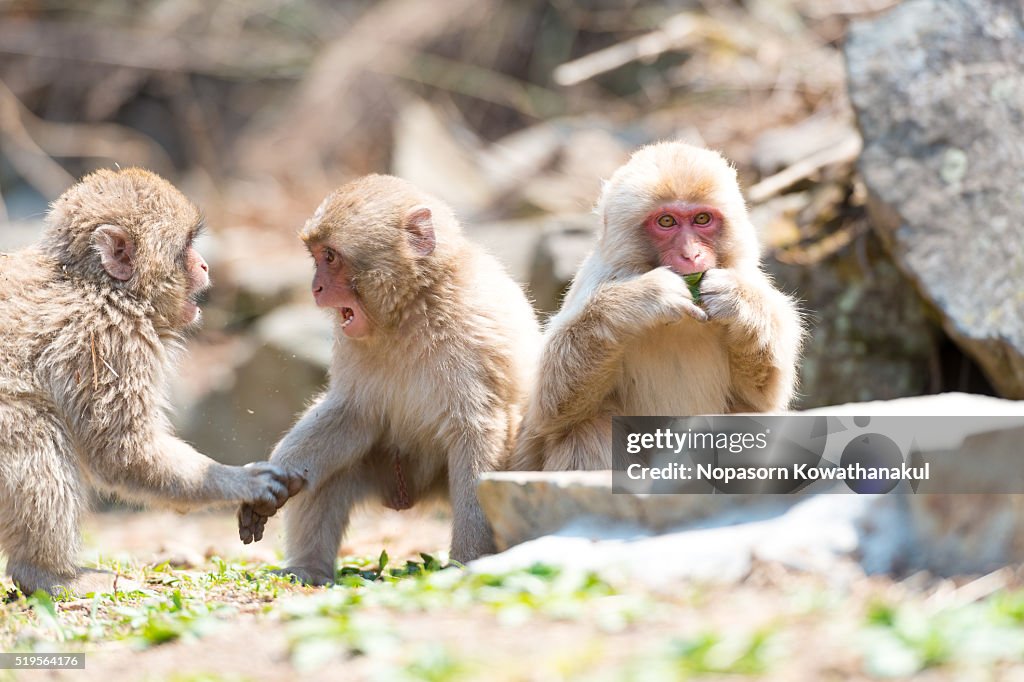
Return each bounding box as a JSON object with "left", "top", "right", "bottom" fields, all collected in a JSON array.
[
  {"left": 656, "top": 215, "right": 677, "bottom": 228},
  {"left": 693, "top": 212, "right": 712, "bottom": 226},
  {"left": 324, "top": 248, "right": 336, "bottom": 264}
]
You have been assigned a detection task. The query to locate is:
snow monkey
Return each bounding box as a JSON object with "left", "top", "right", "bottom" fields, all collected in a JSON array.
[
  {"left": 237, "top": 175, "right": 541, "bottom": 583},
  {"left": 0, "top": 168, "right": 304, "bottom": 597},
  {"left": 513, "top": 142, "right": 804, "bottom": 471}
]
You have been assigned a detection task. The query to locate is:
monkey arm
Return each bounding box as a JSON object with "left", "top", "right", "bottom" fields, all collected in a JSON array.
[
  {"left": 537, "top": 269, "right": 706, "bottom": 428},
  {"left": 266, "top": 391, "right": 378, "bottom": 491},
  {"left": 115, "top": 432, "right": 296, "bottom": 509},
  {"left": 63, "top": 406, "right": 296, "bottom": 510},
  {"left": 45, "top": 331, "right": 298, "bottom": 510},
  {"left": 536, "top": 309, "right": 625, "bottom": 428},
  {"left": 239, "top": 390, "right": 378, "bottom": 544},
  {"left": 700, "top": 268, "right": 802, "bottom": 412}
]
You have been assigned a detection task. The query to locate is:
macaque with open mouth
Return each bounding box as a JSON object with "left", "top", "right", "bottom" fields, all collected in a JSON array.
[{"left": 238, "top": 174, "right": 541, "bottom": 583}]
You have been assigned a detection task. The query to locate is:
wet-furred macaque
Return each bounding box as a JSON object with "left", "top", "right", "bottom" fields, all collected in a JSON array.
[
  {"left": 0, "top": 169, "right": 304, "bottom": 597},
  {"left": 514, "top": 142, "right": 803, "bottom": 471},
  {"left": 237, "top": 175, "right": 541, "bottom": 583}
]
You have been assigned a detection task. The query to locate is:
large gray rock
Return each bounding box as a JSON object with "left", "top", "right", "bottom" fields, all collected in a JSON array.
[
  {"left": 769, "top": 231, "right": 942, "bottom": 408},
  {"left": 846, "top": 0, "right": 1024, "bottom": 398}
]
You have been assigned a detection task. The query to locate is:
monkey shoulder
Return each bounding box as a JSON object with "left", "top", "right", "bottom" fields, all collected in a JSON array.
[
  {"left": 33, "top": 281, "right": 164, "bottom": 387},
  {"left": 415, "top": 251, "right": 538, "bottom": 409},
  {"left": 0, "top": 248, "right": 58, "bottom": 300},
  {"left": 450, "top": 250, "right": 538, "bottom": 339}
]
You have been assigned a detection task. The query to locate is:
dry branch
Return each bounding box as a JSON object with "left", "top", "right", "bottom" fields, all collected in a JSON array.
[
  {"left": 552, "top": 12, "right": 753, "bottom": 87},
  {"left": 239, "top": 0, "right": 495, "bottom": 175},
  {"left": 553, "top": 13, "right": 703, "bottom": 87},
  {"left": 0, "top": 79, "right": 175, "bottom": 189},
  {"left": 747, "top": 134, "right": 862, "bottom": 204},
  {"left": 0, "top": 80, "right": 75, "bottom": 199}
]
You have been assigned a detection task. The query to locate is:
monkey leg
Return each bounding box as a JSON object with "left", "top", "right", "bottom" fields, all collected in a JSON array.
[
  {"left": 542, "top": 416, "right": 613, "bottom": 471},
  {"left": 447, "top": 438, "right": 502, "bottom": 564},
  {"left": 0, "top": 402, "right": 84, "bottom": 596},
  {"left": 280, "top": 467, "right": 374, "bottom": 586}
]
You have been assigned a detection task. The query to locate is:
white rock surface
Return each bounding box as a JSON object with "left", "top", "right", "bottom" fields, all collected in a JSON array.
[
  {"left": 478, "top": 393, "right": 1024, "bottom": 581},
  {"left": 472, "top": 494, "right": 906, "bottom": 585}
]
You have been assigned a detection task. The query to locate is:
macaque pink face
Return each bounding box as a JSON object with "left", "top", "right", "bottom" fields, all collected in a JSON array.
[
  {"left": 182, "top": 243, "right": 210, "bottom": 326},
  {"left": 308, "top": 242, "right": 370, "bottom": 338},
  {"left": 643, "top": 202, "right": 722, "bottom": 275}
]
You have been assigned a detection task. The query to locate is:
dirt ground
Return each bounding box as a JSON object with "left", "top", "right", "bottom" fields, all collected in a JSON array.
[
  {"left": 3, "top": 507, "right": 1022, "bottom": 682},
  {"left": 79, "top": 504, "right": 455, "bottom": 570}
]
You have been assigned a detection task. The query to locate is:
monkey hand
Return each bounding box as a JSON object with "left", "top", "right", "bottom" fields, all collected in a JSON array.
[
  {"left": 238, "top": 502, "right": 268, "bottom": 544},
  {"left": 236, "top": 463, "right": 305, "bottom": 544},
  {"left": 633, "top": 267, "right": 708, "bottom": 327},
  {"left": 698, "top": 268, "right": 746, "bottom": 321},
  {"left": 242, "top": 461, "right": 306, "bottom": 514}
]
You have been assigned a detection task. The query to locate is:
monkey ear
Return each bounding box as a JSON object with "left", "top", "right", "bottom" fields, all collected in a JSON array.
[
  {"left": 403, "top": 206, "right": 436, "bottom": 257},
  {"left": 93, "top": 224, "right": 135, "bottom": 281}
]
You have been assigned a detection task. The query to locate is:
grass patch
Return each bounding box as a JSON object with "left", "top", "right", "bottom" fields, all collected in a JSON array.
[
  {"left": 861, "top": 592, "right": 1024, "bottom": 677},
  {"left": 0, "top": 557, "right": 299, "bottom": 652}
]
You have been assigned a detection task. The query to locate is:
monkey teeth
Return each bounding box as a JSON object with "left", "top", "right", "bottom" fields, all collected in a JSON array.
[{"left": 340, "top": 307, "right": 355, "bottom": 328}]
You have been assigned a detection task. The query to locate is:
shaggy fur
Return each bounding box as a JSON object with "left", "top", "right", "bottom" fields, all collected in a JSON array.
[
  {"left": 513, "top": 142, "right": 805, "bottom": 471},
  {"left": 237, "top": 175, "right": 541, "bottom": 583},
  {"left": 0, "top": 168, "right": 301, "bottom": 596}
]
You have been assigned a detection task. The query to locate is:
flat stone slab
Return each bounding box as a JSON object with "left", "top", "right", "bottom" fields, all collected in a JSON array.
[
  {"left": 480, "top": 393, "right": 1024, "bottom": 578},
  {"left": 478, "top": 471, "right": 801, "bottom": 553}
]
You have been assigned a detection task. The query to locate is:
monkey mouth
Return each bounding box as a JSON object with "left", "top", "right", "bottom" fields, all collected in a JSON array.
[
  {"left": 184, "top": 297, "right": 202, "bottom": 323},
  {"left": 339, "top": 307, "right": 355, "bottom": 328},
  {"left": 182, "top": 286, "right": 209, "bottom": 325}
]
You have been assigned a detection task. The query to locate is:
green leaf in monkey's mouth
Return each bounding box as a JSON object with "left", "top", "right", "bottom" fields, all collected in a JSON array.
[{"left": 683, "top": 271, "right": 705, "bottom": 303}]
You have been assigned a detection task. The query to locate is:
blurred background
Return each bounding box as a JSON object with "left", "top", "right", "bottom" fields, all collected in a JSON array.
[{"left": 0, "top": 0, "right": 1007, "bottom": 466}]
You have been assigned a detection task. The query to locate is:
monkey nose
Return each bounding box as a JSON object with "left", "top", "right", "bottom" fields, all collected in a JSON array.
[
  {"left": 679, "top": 254, "right": 700, "bottom": 266},
  {"left": 671, "top": 253, "right": 705, "bottom": 275}
]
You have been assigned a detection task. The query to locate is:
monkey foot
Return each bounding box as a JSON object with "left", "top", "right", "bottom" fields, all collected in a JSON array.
[
  {"left": 269, "top": 566, "right": 334, "bottom": 587},
  {"left": 11, "top": 566, "right": 142, "bottom": 599}
]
